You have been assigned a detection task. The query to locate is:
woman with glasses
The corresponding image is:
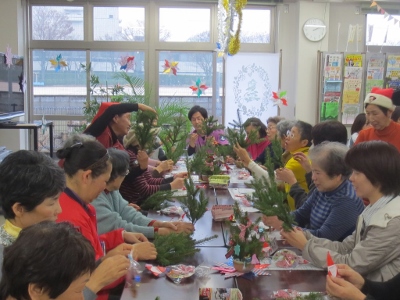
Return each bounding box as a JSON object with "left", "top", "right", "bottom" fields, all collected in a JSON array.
[
  {"left": 56, "top": 139, "right": 157, "bottom": 299},
  {"left": 93, "top": 148, "right": 194, "bottom": 238}
]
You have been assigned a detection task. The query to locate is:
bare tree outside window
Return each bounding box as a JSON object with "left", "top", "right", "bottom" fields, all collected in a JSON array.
[
  {"left": 32, "top": 6, "right": 76, "bottom": 40},
  {"left": 120, "top": 20, "right": 171, "bottom": 42}
]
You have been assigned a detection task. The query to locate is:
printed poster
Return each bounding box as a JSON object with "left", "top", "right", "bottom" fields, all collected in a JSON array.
[
  {"left": 386, "top": 55, "right": 400, "bottom": 89},
  {"left": 345, "top": 54, "right": 362, "bottom": 67},
  {"left": 365, "top": 54, "right": 385, "bottom": 94}
]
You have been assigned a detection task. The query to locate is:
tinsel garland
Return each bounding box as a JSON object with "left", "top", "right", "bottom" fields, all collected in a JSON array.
[{"left": 218, "top": 0, "right": 248, "bottom": 57}]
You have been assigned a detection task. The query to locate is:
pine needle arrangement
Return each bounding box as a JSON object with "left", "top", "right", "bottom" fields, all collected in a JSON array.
[
  {"left": 154, "top": 232, "right": 200, "bottom": 266},
  {"left": 130, "top": 110, "right": 158, "bottom": 153},
  {"left": 179, "top": 163, "right": 209, "bottom": 225},
  {"left": 264, "top": 136, "right": 285, "bottom": 173},
  {"left": 140, "top": 190, "right": 175, "bottom": 211},
  {"left": 188, "top": 139, "right": 223, "bottom": 176},
  {"left": 249, "top": 144, "right": 294, "bottom": 232},
  {"left": 200, "top": 116, "right": 225, "bottom": 137},
  {"left": 225, "top": 202, "right": 263, "bottom": 261},
  {"left": 159, "top": 114, "right": 188, "bottom": 163}
]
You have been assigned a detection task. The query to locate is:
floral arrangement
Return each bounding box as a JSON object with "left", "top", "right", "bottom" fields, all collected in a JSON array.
[
  {"left": 225, "top": 202, "right": 264, "bottom": 263},
  {"left": 189, "top": 138, "right": 225, "bottom": 176}
]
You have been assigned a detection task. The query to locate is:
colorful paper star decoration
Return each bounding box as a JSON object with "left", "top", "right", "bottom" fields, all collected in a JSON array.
[
  {"left": 5, "top": 45, "right": 13, "bottom": 68},
  {"left": 189, "top": 79, "right": 208, "bottom": 97},
  {"left": 119, "top": 55, "right": 135, "bottom": 72},
  {"left": 49, "top": 54, "right": 67, "bottom": 72},
  {"left": 163, "top": 59, "right": 179, "bottom": 75},
  {"left": 272, "top": 90, "right": 288, "bottom": 107}
]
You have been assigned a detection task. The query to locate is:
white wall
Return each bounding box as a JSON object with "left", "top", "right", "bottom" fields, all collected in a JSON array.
[{"left": 0, "top": 0, "right": 27, "bottom": 151}]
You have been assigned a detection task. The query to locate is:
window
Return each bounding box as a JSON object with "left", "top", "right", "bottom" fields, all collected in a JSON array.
[
  {"left": 159, "top": 8, "right": 210, "bottom": 42},
  {"left": 32, "top": 6, "right": 84, "bottom": 40},
  {"left": 366, "top": 14, "right": 400, "bottom": 46},
  {"left": 93, "top": 7, "right": 145, "bottom": 41},
  {"left": 158, "top": 51, "right": 218, "bottom": 118},
  {"left": 241, "top": 9, "right": 271, "bottom": 43}
]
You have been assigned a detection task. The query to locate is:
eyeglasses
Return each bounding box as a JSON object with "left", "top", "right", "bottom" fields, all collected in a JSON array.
[{"left": 286, "top": 130, "right": 295, "bottom": 139}]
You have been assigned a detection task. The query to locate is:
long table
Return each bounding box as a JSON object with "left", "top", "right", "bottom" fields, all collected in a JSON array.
[{"left": 121, "top": 183, "right": 327, "bottom": 300}]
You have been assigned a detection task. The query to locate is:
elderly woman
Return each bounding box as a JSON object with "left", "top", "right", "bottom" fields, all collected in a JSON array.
[
  {"left": 282, "top": 141, "right": 400, "bottom": 282},
  {"left": 0, "top": 222, "right": 96, "bottom": 300},
  {"left": 93, "top": 148, "right": 194, "bottom": 238},
  {"left": 187, "top": 105, "right": 228, "bottom": 155},
  {"left": 355, "top": 87, "right": 400, "bottom": 151},
  {"left": 263, "top": 142, "right": 364, "bottom": 241},
  {"left": 277, "top": 120, "right": 348, "bottom": 208},
  {"left": 0, "top": 150, "right": 130, "bottom": 300}
]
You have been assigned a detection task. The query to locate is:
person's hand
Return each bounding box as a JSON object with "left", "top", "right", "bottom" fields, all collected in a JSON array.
[
  {"left": 292, "top": 152, "right": 312, "bottom": 173},
  {"left": 155, "top": 221, "right": 194, "bottom": 235},
  {"left": 105, "top": 243, "right": 132, "bottom": 259},
  {"left": 157, "top": 160, "right": 173, "bottom": 173},
  {"left": 86, "top": 255, "right": 130, "bottom": 293},
  {"left": 262, "top": 215, "right": 283, "bottom": 230},
  {"left": 138, "top": 103, "right": 157, "bottom": 114},
  {"left": 137, "top": 150, "right": 149, "bottom": 169},
  {"left": 336, "top": 264, "right": 365, "bottom": 290},
  {"left": 280, "top": 227, "right": 308, "bottom": 250},
  {"left": 275, "top": 168, "right": 297, "bottom": 186},
  {"left": 326, "top": 275, "right": 366, "bottom": 300},
  {"left": 170, "top": 178, "right": 185, "bottom": 190},
  {"left": 128, "top": 203, "right": 141, "bottom": 211},
  {"left": 233, "top": 143, "right": 252, "bottom": 168},
  {"left": 189, "top": 133, "right": 198, "bottom": 148},
  {"left": 131, "top": 242, "right": 157, "bottom": 261},
  {"left": 174, "top": 172, "right": 188, "bottom": 179},
  {"left": 123, "top": 231, "right": 148, "bottom": 244}
]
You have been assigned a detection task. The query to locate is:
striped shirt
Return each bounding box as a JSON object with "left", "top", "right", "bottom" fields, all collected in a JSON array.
[{"left": 293, "top": 179, "right": 364, "bottom": 241}]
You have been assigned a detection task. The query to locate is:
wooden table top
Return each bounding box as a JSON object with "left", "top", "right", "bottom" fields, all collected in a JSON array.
[{"left": 121, "top": 181, "right": 327, "bottom": 300}]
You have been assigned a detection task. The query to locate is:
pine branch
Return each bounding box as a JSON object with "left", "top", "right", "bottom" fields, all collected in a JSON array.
[
  {"left": 140, "top": 190, "right": 175, "bottom": 211},
  {"left": 179, "top": 171, "right": 209, "bottom": 225},
  {"left": 154, "top": 233, "right": 200, "bottom": 266},
  {"left": 194, "top": 234, "right": 219, "bottom": 245},
  {"left": 131, "top": 110, "right": 158, "bottom": 153},
  {"left": 249, "top": 176, "right": 295, "bottom": 232},
  {"left": 201, "top": 116, "right": 225, "bottom": 137},
  {"left": 159, "top": 114, "right": 188, "bottom": 163},
  {"left": 264, "top": 136, "right": 285, "bottom": 175}
]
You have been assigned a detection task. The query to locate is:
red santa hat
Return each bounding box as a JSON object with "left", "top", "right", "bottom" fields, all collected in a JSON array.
[{"left": 364, "top": 87, "right": 395, "bottom": 111}]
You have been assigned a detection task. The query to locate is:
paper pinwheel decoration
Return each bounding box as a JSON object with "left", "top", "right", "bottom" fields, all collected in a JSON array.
[
  {"left": 163, "top": 59, "right": 179, "bottom": 75},
  {"left": 5, "top": 45, "right": 13, "bottom": 68},
  {"left": 189, "top": 79, "right": 208, "bottom": 97},
  {"left": 119, "top": 55, "right": 135, "bottom": 71},
  {"left": 49, "top": 54, "right": 67, "bottom": 72},
  {"left": 272, "top": 90, "right": 288, "bottom": 107}
]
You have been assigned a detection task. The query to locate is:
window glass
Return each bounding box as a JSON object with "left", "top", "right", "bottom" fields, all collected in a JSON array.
[
  {"left": 32, "top": 6, "right": 84, "bottom": 40},
  {"left": 366, "top": 14, "right": 400, "bottom": 46},
  {"left": 159, "top": 8, "right": 210, "bottom": 42},
  {"left": 159, "top": 51, "right": 218, "bottom": 119},
  {"left": 93, "top": 7, "right": 145, "bottom": 41},
  {"left": 240, "top": 9, "right": 271, "bottom": 43},
  {"left": 32, "top": 50, "right": 86, "bottom": 116}
]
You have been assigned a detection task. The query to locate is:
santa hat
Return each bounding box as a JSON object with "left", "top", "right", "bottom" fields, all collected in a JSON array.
[
  {"left": 84, "top": 102, "right": 138, "bottom": 137},
  {"left": 91, "top": 102, "right": 119, "bottom": 124},
  {"left": 364, "top": 87, "right": 395, "bottom": 111}
]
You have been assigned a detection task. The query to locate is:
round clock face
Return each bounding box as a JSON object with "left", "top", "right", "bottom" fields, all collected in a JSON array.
[{"left": 303, "top": 18, "right": 327, "bottom": 42}]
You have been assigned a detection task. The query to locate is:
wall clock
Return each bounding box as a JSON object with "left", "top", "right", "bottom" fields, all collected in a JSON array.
[{"left": 303, "top": 18, "right": 327, "bottom": 42}]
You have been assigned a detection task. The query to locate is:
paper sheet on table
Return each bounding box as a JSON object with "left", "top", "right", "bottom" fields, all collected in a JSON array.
[
  {"left": 239, "top": 206, "right": 259, "bottom": 213},
  {"left": 229, "top": 176, "right": 254, "bottom": 184},
  {"left": 260, "top": 257, "right": 324, "bottom": 271},
  {"left": 228, "top": 188, "right": 255, "bottom": 201}
]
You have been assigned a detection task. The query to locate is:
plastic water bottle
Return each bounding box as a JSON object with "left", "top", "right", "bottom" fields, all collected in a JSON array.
[{"left": 126, "top": 251, "right": 142, "bottom": 298}]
